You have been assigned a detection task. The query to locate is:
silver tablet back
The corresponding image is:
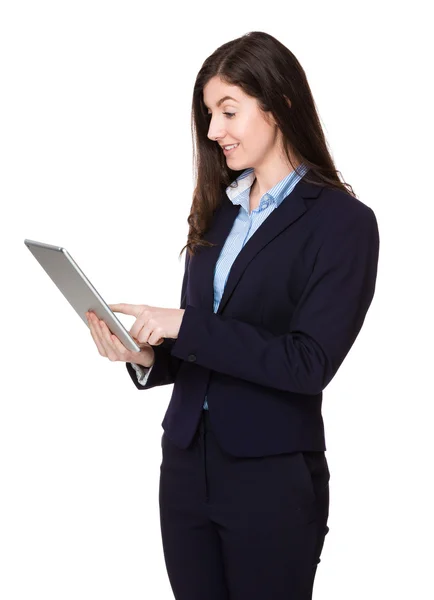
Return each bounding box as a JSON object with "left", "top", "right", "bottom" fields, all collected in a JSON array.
[{"left": 24, "top": 239, "right": 140, "bottom": 352}]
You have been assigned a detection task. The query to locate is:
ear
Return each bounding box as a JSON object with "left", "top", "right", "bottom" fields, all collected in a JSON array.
[
  {"left": 264, "top": 110, "right": 277, "bottom": 127},
  {"left": 268, "top": 96, "right": 291, "bottom": 126}
]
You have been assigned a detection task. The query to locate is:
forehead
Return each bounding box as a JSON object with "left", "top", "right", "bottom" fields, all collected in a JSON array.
[{"left": 203, "top": 77, "right": 245, "bottom": 107}]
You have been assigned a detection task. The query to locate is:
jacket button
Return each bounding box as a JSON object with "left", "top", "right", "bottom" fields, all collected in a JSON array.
[{"left": 187, "top": 354, "right": 196, "bottom": 362}]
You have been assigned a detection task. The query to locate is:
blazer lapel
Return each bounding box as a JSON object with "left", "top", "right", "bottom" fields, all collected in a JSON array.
[{"left": 197, "top": 175, "right": 323, "bottom": 315}]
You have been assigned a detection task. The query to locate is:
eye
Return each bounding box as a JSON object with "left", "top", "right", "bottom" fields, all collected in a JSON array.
[{"left": 205, "top": 112, "right": 235, "bottom": 119}]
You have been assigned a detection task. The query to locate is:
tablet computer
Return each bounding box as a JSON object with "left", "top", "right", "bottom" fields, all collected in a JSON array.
[{"left": 24, "top": 239, "right": 141, "bottom": 352}]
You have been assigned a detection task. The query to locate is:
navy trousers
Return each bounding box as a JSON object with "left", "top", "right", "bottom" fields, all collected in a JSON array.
[{"left": 159, "top": 409, "right": 330, "bottom": 600}]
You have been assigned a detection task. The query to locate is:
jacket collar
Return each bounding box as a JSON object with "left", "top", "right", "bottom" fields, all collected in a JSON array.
[{"left": 194, "top": 170, "right": 324, "bottom": 315}]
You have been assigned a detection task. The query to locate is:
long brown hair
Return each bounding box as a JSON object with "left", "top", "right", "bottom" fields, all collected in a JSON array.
[{"left": 180, "top": 31, "right": 356, "bottom": 259}]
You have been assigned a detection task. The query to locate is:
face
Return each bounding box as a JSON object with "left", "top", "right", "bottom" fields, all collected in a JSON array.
[{"left": 203, "top": 76, "right": 283, "bottom": 170}]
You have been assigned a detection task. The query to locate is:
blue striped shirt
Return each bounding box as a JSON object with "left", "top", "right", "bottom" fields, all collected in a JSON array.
[{"left": 132, "top": 163, "right": 310, "bottom": 409}]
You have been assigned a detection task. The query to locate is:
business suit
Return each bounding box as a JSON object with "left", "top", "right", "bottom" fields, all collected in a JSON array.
[{"left": 126, "top": 170, "right": 379, "bottom": 599}]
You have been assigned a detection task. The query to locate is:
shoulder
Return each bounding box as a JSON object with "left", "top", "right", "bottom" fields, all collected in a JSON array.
[{"left": 314, "top": 186, "right": 378, "bottom": 233}]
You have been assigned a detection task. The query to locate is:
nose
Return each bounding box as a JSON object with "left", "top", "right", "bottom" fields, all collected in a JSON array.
[{"left": 207, "top": 116, "right": 226, "bottom": 143}]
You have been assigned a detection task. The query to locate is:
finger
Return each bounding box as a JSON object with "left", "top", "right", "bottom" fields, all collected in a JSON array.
[
  {"left": 110, "top": 333, "right": 142, "bottom": 358},
  {"left": 129, "top": 318, "right": 146, "bottom": 342},
  {"left": 87, "top": 314, "right": 107, "bottom": 357},
  {"left": 98, "top": 319, "right": 122, "bottom": 361},
  {"left": 89, "top": 313, "right": 113, "bottom": 358},
  {"left": 99, "top": 319, "right": 140, "bottom": 361},
  {"left": 129, "top": 309, "right": 152, "bottom": 341},
  {"left": 108, "top": 303, "right": 144, "bottom": 318},
  {"left": 149, "top": 326, "right": 165, "bottom": 346},
  {"left": 135, "top": 323, "right": 153, "bottom": 346},
  {"left": 136, "top": 322, "right": 164, "bottom": 347}
]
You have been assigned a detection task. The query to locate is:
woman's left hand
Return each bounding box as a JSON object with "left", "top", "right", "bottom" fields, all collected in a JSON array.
[{"left": 108, "top": 304, "right": 185, "bottom": 346}]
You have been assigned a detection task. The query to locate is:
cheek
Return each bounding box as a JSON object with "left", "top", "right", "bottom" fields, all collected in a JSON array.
[
  {"left": 237, "top": 116, "right": 269, "bottom": 150},
  {"left": 232, "top": 115, "right": 251, "bottom": 141}
]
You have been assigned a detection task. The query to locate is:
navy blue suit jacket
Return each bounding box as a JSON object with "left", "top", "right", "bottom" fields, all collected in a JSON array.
[{"left": 126, "top": 175, "right": 380, "bottom": 457}]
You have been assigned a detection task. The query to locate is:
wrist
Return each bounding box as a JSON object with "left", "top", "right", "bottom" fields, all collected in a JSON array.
[{"left": 137, "top": 351, "right": 155, "bottom": 369}]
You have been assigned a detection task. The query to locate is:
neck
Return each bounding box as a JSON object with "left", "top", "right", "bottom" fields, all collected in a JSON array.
[{"left": 252, "top": 160, "right": 300, "bottom": 199}]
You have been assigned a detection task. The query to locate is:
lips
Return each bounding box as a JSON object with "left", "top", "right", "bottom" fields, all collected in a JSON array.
[{"left": 222, "top": 143, "right": 240, "bottom": 157}]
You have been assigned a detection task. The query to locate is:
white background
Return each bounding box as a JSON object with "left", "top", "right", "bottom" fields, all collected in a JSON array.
[{"left": 1, "top": 1, "right": 432, "bottom": 598}]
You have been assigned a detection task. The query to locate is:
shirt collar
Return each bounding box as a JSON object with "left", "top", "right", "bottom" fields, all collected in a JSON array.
[{"left": 225, "top": 163, "right": 309, "bottom": 212}]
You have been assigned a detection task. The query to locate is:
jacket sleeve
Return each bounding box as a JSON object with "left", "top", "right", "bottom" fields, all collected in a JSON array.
[
  {"left": 170, "top": 206, "right": 380, "bottom": 395},
  {"left": 125, "top": 251, "right": 190, "bottom": 390}
]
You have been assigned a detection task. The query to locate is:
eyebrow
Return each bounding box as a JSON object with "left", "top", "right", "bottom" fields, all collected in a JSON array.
[{"left": 204, "top": 95, "right": 239, "bottom": 109}]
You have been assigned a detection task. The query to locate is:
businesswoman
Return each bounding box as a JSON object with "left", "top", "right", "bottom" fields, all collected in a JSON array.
[{"left": 86, "top": 31, "right": 379, "bottom": 600}]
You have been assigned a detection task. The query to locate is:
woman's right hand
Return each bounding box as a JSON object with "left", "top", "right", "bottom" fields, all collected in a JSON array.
[{"left": 86, "top": 311, "right": 155, "bottom": 368}]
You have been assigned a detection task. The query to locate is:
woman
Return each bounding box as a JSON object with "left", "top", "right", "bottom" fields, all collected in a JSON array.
[{"left": 86, "top": 31, "right": 379, "bottom": 600}]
